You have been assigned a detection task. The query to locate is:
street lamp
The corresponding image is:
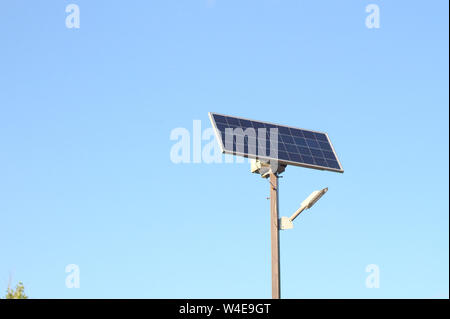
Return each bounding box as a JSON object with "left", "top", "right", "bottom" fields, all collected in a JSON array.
[{"left": 208, "top": 112, "right": 344, "bottom": 299}]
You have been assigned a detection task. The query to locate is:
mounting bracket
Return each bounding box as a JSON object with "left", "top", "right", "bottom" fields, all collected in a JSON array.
[{"left": 250, "top": 159, "right": 286, "bottom": 178}]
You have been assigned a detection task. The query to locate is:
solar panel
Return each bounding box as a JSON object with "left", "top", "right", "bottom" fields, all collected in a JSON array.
[{"left": 209, "top": 112, "right": 344, "bottom": 173}]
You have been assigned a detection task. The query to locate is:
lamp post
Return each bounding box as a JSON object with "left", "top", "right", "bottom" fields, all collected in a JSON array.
[{"left": 251, "top": 159, "right": 329, "bottom": 299}]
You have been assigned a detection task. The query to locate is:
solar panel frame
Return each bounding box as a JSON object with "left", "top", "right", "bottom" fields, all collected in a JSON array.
[{"left": 209, "top": 112, "right": 344, "bottom": 173}]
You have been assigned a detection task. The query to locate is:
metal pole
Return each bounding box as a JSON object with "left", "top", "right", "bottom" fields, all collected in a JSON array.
[{"left": 270, "top": 172, "right": 280, "bottom": 299}]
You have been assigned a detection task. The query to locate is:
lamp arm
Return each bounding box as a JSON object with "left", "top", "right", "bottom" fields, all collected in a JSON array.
[{"left": 289, "top": 205, "right": 306, "bottom": 222}]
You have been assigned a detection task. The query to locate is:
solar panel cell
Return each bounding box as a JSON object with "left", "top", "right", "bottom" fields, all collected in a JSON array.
[
  {"left": 306, "top": 139, "right": 319, "bottom": 148},
  {"left": 278, "top": 151, "right": 290, "bottom": 161},
  {"left": 289, "top": 153, "right": 302, "bottom": 162},
  {"left": 319, "top": 141, "right": 332, "bottom": 151},
  {"left": 284, "top": 143, "right": 298, "bottom": 153},
  {"left": 310, "top": 149, "right": 324, "bottom": 157},
  {"left": 280, "top": 134, "right": 295, "bottom": 144},
  {"left": 302, "top": 130, "right": 315, "bottom": 139},
  {"left": 315, "top": 132, "right": 328, "bottom": 142},
  {"left": 227, "top": 117, "right": 240, "bottom": 126},
  {"left": 293, "top": 136, "right": 307, "bottom": 146},
  {"left": 322, "top": 150, "right": 336, "bottom": 160},
  {"left": 278, "top": 126, "right": 291, "bottom": 135},
  {"left": 302, "top": 155, "right": 314, "bottom": 165},
  {"left": 290, "top": 129, "right": 304, "bottom": 138},
  {"left": 326, "top": 159, "right": 340, "bottom": 169},
  {"left": 214, "top": 115, "right": 228, "bottom": 124},
  {"left": 313, "top": 157, "right": 327, "bottom": 167}
]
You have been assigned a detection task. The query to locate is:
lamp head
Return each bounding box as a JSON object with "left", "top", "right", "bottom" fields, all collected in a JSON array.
[
  {"left": 301, "top": 187, "right": 328, "bottom": 210},
  {"left": 280, "top": 187, "right": 329, "bottom": 230}
]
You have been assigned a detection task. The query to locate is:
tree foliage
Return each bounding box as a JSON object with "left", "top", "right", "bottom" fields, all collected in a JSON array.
[{"left": 5, "top": 281, "right": 28, "bottom": 299}]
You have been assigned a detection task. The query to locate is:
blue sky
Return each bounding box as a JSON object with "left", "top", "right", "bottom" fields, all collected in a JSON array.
[{"left": 0, "top": 0, "right": 448, "bottom": 298}]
